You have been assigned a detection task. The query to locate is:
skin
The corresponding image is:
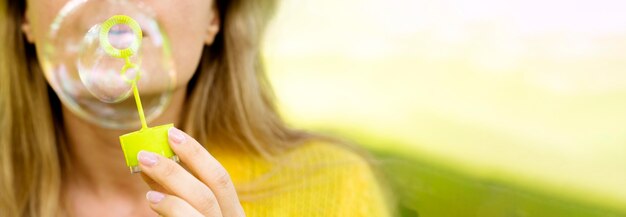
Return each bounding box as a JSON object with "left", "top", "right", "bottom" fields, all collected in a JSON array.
[{"left": 22, "top": 0, "right": 243, "bottom": 216}]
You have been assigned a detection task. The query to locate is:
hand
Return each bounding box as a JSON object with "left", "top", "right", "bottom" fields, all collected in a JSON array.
[{"left": 137, "top": 127, "right": 245, "bottom": 217}]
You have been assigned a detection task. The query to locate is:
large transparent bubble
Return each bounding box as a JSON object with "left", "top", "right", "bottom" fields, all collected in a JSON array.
[{"left": 39, "top": 0, "right": 176, "bottom": 129}]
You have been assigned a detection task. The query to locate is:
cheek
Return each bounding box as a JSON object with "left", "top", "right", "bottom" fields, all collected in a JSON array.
[
  {"left": 151, "top": 1, "right": 214, "bottom": 89},
  {"left": 27, "top": 0, "right": 67, "bottom": 42},
  {"left": 167, "top": 24, "right": 208, "bottom": 89}
]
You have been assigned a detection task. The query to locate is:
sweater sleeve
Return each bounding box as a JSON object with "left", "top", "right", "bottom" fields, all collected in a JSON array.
[{"left": 332, "top": 145, "right": 394, "bottom": 217}]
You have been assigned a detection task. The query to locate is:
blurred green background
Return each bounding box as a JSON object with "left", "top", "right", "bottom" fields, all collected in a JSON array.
[{"left": 263, "top": 0, "right": 626, "bottom": 216}]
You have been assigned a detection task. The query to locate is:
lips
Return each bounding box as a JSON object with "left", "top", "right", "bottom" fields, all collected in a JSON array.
[{"left": 107, "top": 24, "right": 149, "bottom": 49}]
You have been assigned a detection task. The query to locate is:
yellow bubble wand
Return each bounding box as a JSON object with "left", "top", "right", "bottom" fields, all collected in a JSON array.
[{"left": 100, "top": 15, "right": 178, "bottom": 173}]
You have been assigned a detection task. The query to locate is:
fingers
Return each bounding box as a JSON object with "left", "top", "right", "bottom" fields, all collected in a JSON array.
[
  {"left": 146, "top": 191, "right": 203, "bottom": 217},
  {"left": 138, "top": 151, "right": 223, "bottom": 216},
  {"left": 167, "top": 127, "right": 245, "bottom": 217},
  {"left": 139, "top": 173, "right": 168, "bottom": 194}
]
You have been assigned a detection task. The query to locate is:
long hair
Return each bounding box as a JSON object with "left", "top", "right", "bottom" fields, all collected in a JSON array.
[{"left": 0, "top": 0, "right": 313, "bottom": 216}]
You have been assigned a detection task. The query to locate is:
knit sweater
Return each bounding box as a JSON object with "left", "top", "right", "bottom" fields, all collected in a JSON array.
[{"left": 210, "top": 141, "right": 392, "bottom": 217}]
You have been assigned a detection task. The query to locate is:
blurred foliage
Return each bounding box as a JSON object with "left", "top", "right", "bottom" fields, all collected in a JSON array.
[
  {"left": 264, "top": 0, "right": 626, "bottom": 216},
  {"left": 308, "top": 126, "right": 625, "bottom": 216}
]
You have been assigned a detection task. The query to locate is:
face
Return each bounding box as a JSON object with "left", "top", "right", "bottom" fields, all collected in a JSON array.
[{"left": 22, "top": 0, "right": 220, "bottom": 91}]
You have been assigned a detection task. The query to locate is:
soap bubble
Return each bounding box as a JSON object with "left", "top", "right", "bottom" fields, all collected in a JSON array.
[{"left": 39, "top": 0, "right": 176, "bottom": 129}]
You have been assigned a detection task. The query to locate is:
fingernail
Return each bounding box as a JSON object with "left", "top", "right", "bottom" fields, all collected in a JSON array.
[
  {"left": 137, "top": 151, "right": 158, "bottom": 166},
  {"left": 146, "top": 191, "right": 165, "bottom": 204},
  {"left": 168, "top": 127, "right": 186, "bottom": 145}
]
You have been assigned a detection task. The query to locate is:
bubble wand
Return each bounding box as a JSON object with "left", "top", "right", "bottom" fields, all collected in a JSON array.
[{"left": 100, "top": 15, "right": 178, "bottom": 173}]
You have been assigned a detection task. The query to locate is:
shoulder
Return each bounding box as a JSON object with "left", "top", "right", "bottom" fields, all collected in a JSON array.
[
  {"left": 277, "top": 140, "right": 393, "bottom": 216},
  {"left": 237, "top": 140, "right": 393, "bottom": 216},
  {"left": 280, "top": 140, "right": 375, "bottom": 181},
  {"left": 283, "top": 140, "right": 369, "bottom": 167}
]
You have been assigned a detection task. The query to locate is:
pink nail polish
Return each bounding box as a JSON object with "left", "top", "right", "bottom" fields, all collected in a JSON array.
[
  {"left": 137, "top": 151, "right": 158, "bottom": 166},
  {"left": 168, "top": 127, "right": 186, "bottom": 145},
  {"left": 146, "top": 191, "right": 165, "bottom": 203}
]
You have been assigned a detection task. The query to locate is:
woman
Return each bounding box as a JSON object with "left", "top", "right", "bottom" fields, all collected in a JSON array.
[{"left": 0, "top": 0, "right": 393, "bottom": 216}]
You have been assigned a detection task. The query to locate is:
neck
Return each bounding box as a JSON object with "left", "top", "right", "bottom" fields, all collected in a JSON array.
[{"left": 61, "top": 88, "right": 187, "bottom": 196}]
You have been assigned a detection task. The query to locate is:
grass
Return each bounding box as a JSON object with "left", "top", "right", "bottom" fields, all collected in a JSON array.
[{"left": 372, "top": 149, "right": 623, "bottom": 217}]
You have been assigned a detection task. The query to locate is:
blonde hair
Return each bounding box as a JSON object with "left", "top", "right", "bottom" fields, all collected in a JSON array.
[{"left": 0, "top": 0, "right": 313, "bottom": 216}]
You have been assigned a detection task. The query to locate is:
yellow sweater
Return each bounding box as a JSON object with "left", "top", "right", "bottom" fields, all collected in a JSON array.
[{"left": 211, "top": 141, "right": 392, "bottom": 217}]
